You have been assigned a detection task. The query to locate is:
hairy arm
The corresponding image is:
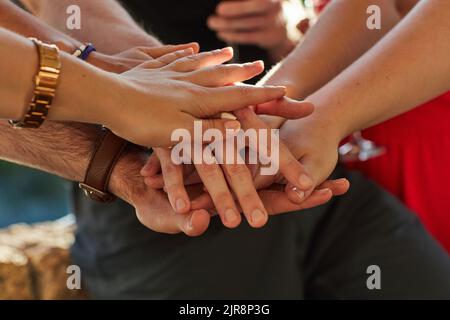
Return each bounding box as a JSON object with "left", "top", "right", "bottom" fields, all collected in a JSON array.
[
  {"left": 21, "top": 0, "right": 161, "bottom": 53},
  {"left": 0, "top": 121, "right": 97, "bottom": 182}
]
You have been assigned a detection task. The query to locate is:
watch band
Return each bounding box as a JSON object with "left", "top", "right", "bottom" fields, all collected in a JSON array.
[
  {"left": 79, "top": 129, "right": 128, "bottom": 203},
  {"left": 10, "top": 38, "right": 61, "bottom": 129}
]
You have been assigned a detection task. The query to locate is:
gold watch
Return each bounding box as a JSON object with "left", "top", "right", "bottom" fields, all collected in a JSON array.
[{"left": 10, "top": 38, "right": 61, "bottom": 128}]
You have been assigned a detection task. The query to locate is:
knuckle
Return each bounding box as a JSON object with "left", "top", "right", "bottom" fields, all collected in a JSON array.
[
  {"left": 240, "top": 193, "right": 259, "bottom": 206},
  {"left": 226, "top": 164, "right": 248, "bottom": 178},
  {"left": 215, "top": 192, "right": 233, "bottom": 206},
  {"left": 198, "top": 163, "right": 220, "bottom": 176},
  {"left": 166, "top": 183, "right": 183, "bottom": 195}
]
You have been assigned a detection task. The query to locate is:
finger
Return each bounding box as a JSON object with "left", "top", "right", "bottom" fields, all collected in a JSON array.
[
  {"left": 187, "top": 60, "right": 265, "bottom": 87},
  {"left": 141, "top": 47, "right": 196, "bottom": 69},
  {"left": 216, "top": 145, "right": 268, "bottom": 228},
  {"left": 234, "top": 108, "right": 314, "bottom": 193},
  {"left": 140, "top": 153, "right": 161, "bottom": 177},
  {"left": 208, "top": 15, "right": 268, "bottom": 32},
  {"left": 318, "top": 178, "right": 350, "bottom": 196},
  {"left": 200, "top": 84, "right": 287, "bottom": 115},
  {"left": 254, "top": 98, "right": 315, "bottom": 119},
  {"left": 182, "top": 209, "right": 211, "bottom": 236},
  {"left": 257, "top": 188, "right": 331, "bottom": 215},
  {"left": 284, "top": 182, "right": 314, "bottom": 204},
  {"left": 192, "top": 118, "right": 241, "bottom": 142},
  {"left": 135, "top": 191, "right": 210, "bottom": 237},
  {"left": 216, "top": 0, "right": 276, "bottom": 18},
  {"left": 288, "top": 188, "right": 333, "bottom": 211},
  {"left": 155, "top": 148, "right": 191, "bottom": 214},
  {"left": 168, "top": 47, "right": 234, "bottom": 72},
  {"left": 142, "top": 42, "right": 200, "bottom": 58},
  {"left": 194, "top": 158, "right": 242, "bottom": 229},
  {"left": 285, "top": 176, "right": 350, "bottom": 205}
]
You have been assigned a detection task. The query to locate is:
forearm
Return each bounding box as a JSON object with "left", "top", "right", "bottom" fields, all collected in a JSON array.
[
  {"left": 0, "top": 117, "right": 148, "bottom": 206},
  {"left": 21, "top": 0, "right": 161, "bottom": 53},
  {"left": 0, "top": 1, "right": 82, "bottom": 52},
  {"left": 262, "top": 0, "right": 402, "bottom": 100},
  {"left": 306, "top": 0, "right": 450, "bottom": 139},
  {"left": 0, "top": 27, "right": 124, "bottom": 125},
  {"left": 0, "top": 120, "right": 100, "bottom": 182},
  {"left": 0, "top": 27, "right": 39, "bottom": 120}
]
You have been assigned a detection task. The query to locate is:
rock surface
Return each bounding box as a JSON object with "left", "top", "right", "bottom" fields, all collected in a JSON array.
[{"left": 0, "top": 217, "right": 87, "bottom": 300}]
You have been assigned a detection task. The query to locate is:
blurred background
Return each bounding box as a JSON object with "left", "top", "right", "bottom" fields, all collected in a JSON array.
[{"left": 0, "top": 161, "right": 70, "bottom": 227}]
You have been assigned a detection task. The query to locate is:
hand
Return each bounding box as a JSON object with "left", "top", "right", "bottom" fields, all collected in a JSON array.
[
  {"left": 87, "top": 43, "right": 200, "bottom": 73},
  {"left": 207, "top": 0, "right": 301, "bottom": 61},
  {"left": 108, "top": 146, "right": 211, "bottom": 236},
  {"left": 103, "top": 47, "right": 289, "bottom": 147},
  {"left": 109, "top": 145, "right": 336, "bottom": 236},
  {"left": 141, "top": 104, "right": 348, "bottom": 229},
  {"left": 253, "top": 114, "right": 349, "bottom": 204}
]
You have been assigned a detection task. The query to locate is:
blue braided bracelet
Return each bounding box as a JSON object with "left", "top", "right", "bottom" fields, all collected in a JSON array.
[{"left": 72, "top": 43, "right": 96, "bottom": 61}]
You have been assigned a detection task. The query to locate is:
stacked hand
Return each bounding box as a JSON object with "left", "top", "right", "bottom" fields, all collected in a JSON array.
[
  {"left": 60, "top": 43, "right": 295, "bottom": 148},
  {"left": 88, "top": 43, "right": 349, "bottom": 235},
  {"left": 140, "top": 104, "right": 349, "bottom": 231}
]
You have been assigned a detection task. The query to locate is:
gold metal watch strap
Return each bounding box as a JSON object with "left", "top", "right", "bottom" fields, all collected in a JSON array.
[{"left": 10, "top": 38, "right": 61, "bottom": 129}]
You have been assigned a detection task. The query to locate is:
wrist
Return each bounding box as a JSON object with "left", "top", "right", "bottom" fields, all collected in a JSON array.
[
  {"left": 267, "top": 37, "right": 298, "bottom": 63},
  {"left": 49, "top": 53, "right": 121, "bottom": 125},
  {"left": 108, "top": 146, "right": 149, "bottom": 205},
  {"left": 301, "top": 100, "right": 351, "bottom": 144},
  {"left": 85, "top": 51, "right": 129, "bottom": 74},
  {"left": 258, "top": 66, "right": 306, "bottom": 101}
]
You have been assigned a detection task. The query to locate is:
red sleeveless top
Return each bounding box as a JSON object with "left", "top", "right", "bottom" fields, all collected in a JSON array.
[{"left": 314, "top": 0, "right": 450, "bottom": 252}]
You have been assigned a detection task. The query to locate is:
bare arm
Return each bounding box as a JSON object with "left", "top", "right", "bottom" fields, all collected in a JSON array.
[
  {"left": 306, "top": 0, "right": 450, "bottom": 138},
  {"left": 21, "top": 0, "right": 161, "bottom": 52},
  {"left": 0, "top": 1, "right": 83, "bottom": 52},
  {"left": 263, "top": 0, "right": 402, "bottom": 99},
  {"left": 256, "top": 0, "right": 450, "bottom": 195}
]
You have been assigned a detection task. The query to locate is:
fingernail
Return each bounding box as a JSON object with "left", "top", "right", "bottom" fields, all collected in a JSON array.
[
  {"left": 175, "top": 198, "right": 186, "bottom": 212},
  {"left": 251, "top": 60, "right": 264, "bottom": 68},
  {"left": 298, "top": 174, "right": 313, "bottom": 189},
  {"left": 220, "top": 112, "right": 237, "bottom": 120},
  {"left": 251, "top": 209, "right": 266, "bottom": 225},
  {"left": 292, "top": 187, "right": 304, "bottom": 200},
  {"left": 225, "top": 120, "right": 241, "bottom": 131},
  {"left": 318, "top": 188, "right": 331, "bottom": 195},
  {"left": 221, "top": 47, "right": 233, "bottom": 54},
  {"left": 224, "top": 209, "right": 238, "bottom": 225},
  {"left": 187, "top": 215, "right": 194, "bottom": 231}
]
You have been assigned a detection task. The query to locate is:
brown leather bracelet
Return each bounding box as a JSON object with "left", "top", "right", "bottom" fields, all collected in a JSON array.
[{"left": 79, "top": 129, "right": 128, "bottom": 203}]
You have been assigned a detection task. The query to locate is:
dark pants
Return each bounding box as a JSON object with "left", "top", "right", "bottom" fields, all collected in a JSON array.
[{"left": 71, "top": 168, "right": 450, "bottom": 299}]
